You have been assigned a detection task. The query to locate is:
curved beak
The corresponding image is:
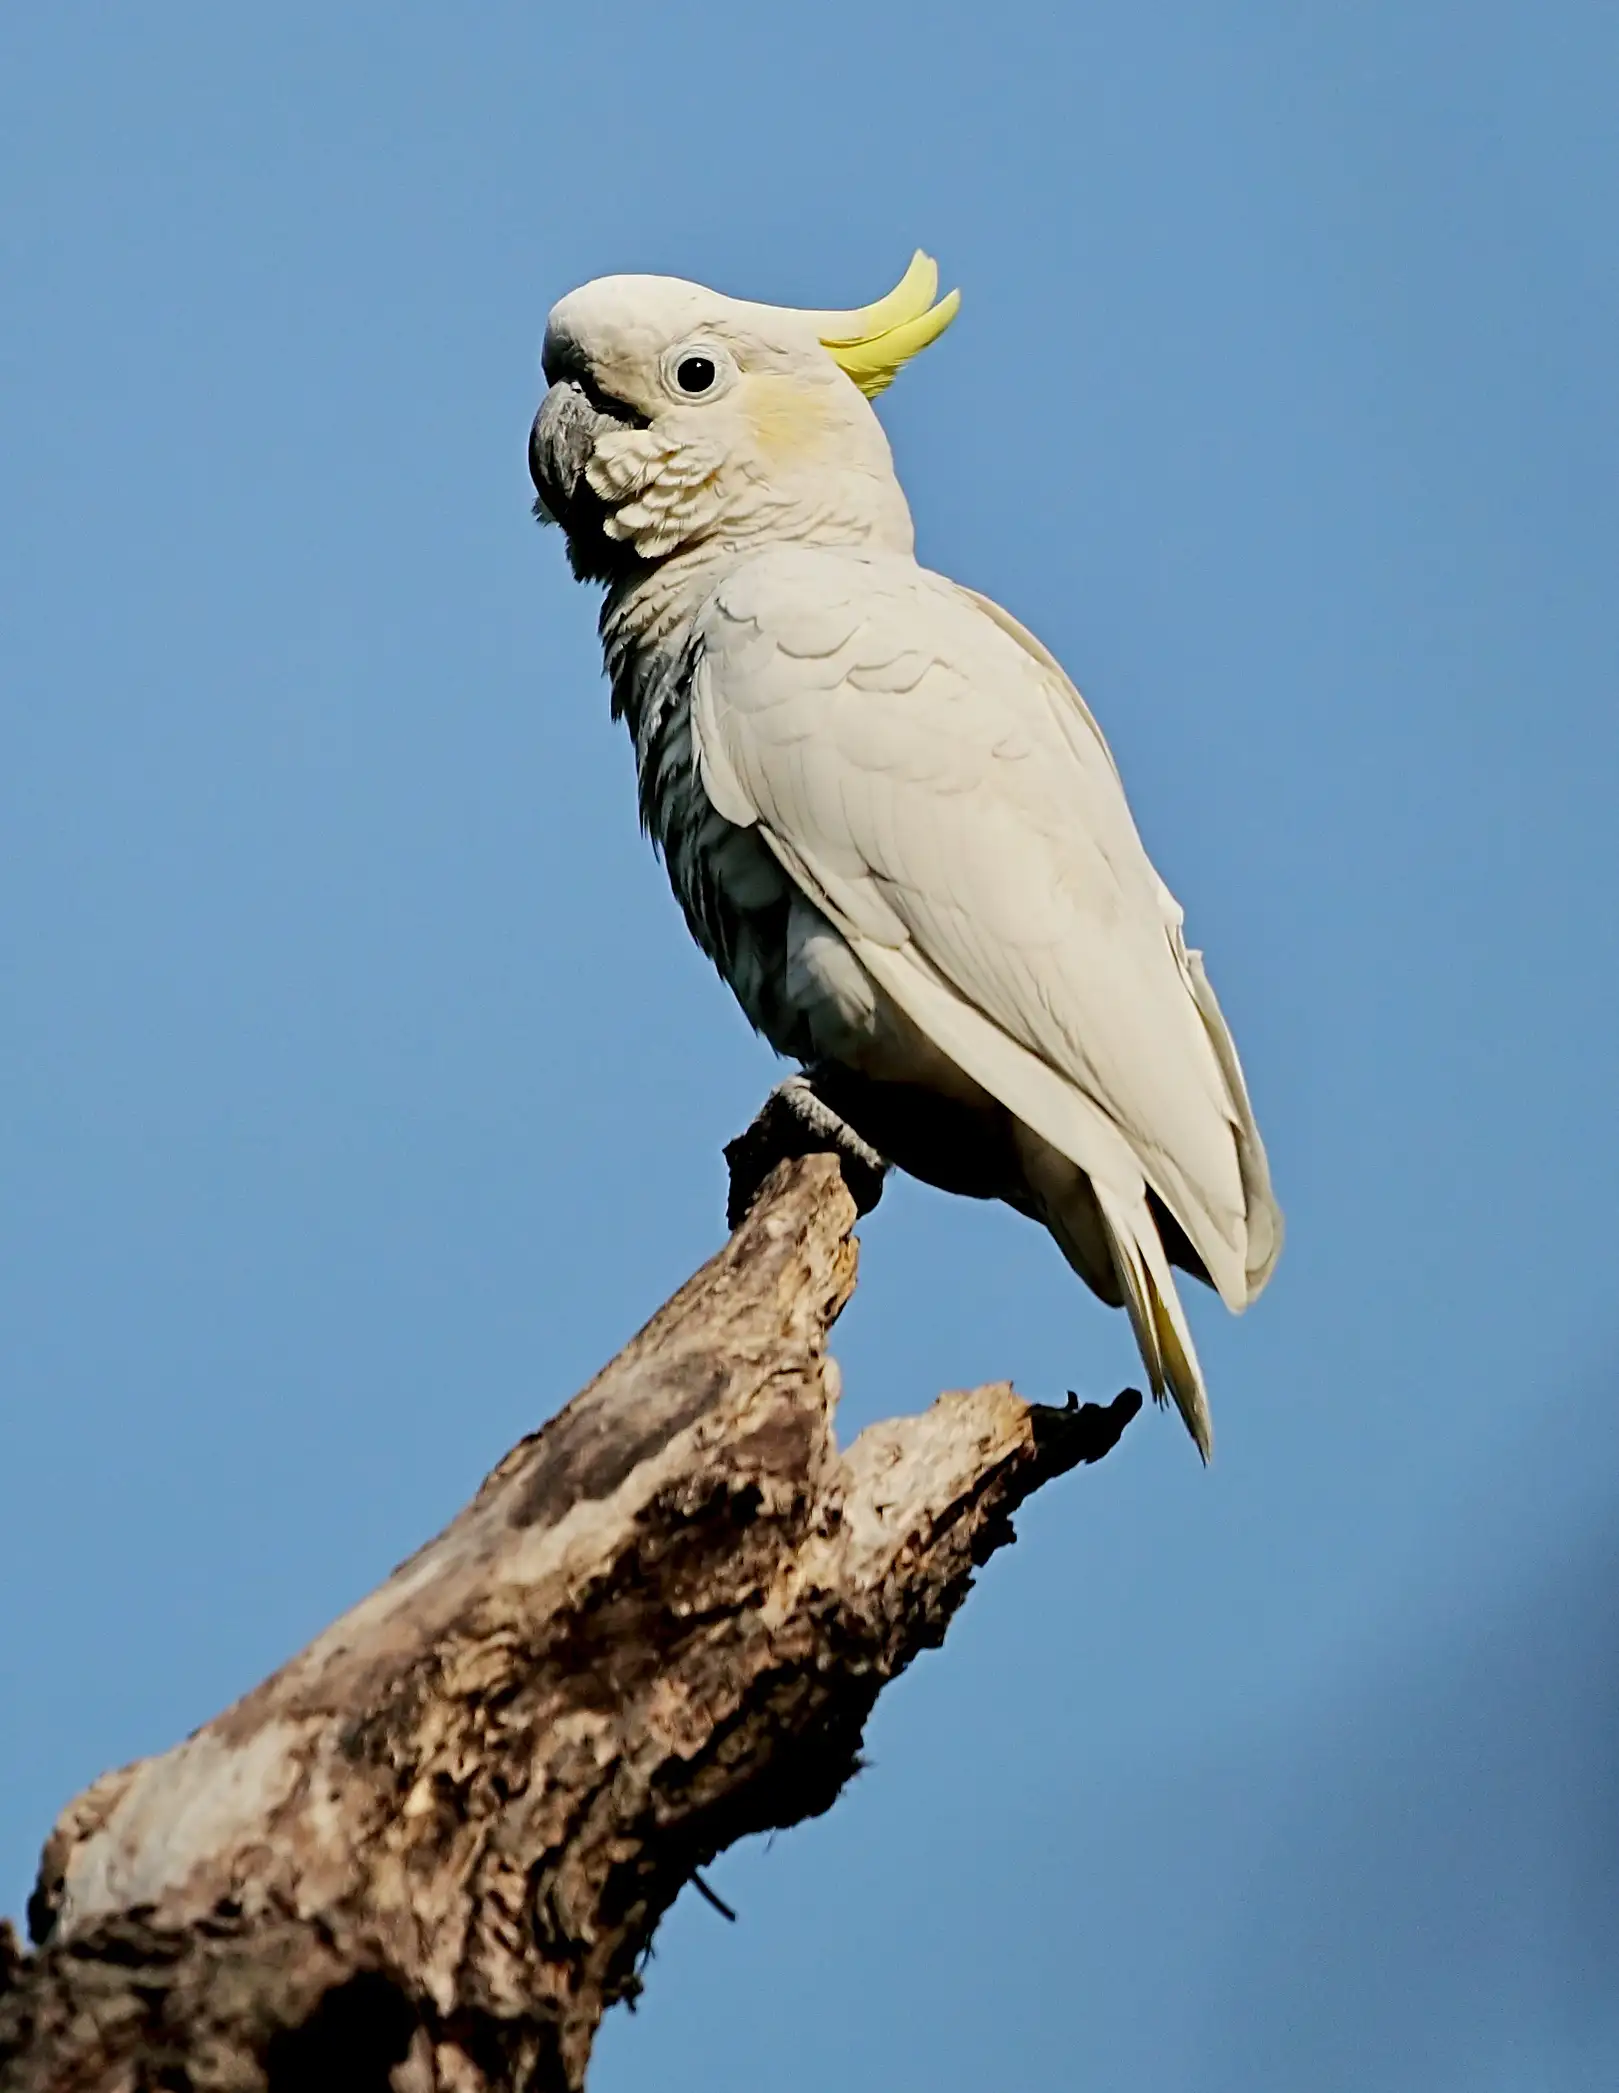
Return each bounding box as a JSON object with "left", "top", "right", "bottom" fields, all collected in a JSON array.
[{"left": 528, "top": 380, "right": 611, "bottom": 530}]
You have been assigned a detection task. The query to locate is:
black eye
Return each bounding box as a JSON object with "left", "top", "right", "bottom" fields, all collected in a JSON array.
[{"left": 675, "top": 354, "right": 718, "bottom": 395}]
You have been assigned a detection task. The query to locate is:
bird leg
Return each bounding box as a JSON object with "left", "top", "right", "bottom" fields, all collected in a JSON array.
[{"left": 724, "top": 1070, "right": 890, "bottom": 1230}]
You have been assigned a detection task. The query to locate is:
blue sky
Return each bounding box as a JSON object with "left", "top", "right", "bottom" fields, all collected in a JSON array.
[{"left": 2, "top": 4, "right": 1615, "bottom": 2086}]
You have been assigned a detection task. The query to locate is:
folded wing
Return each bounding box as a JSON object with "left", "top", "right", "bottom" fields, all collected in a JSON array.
[{"left": 691, "top": 546, "right": 1281, "bottom": 1446}]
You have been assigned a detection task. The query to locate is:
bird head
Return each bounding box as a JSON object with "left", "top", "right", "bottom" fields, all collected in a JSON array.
[{"left": 529, "top": 252, "right": 959, "bottom": 582}]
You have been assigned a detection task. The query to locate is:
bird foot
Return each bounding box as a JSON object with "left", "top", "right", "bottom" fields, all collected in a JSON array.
[
  {"left": 723, "top": 1073, "right": 890, "bottom": 1231},
  {"left": 1028, "top": 1387, "right": 1144, "bottom": 1470}
]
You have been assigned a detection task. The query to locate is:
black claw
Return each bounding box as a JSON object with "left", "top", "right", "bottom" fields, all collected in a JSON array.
[{"left": 690, "top": 1870, "right": 737, "bottom": 1922}]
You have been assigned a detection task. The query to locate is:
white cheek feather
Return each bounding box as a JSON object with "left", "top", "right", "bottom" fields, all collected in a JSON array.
[{"left": 587, "top": 428, "right": 731, "bottom": 559}]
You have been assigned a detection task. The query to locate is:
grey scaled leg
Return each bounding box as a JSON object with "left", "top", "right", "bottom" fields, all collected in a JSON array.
[{"left": 723, "top": 1070, "right": 891, "bottom": 1230}]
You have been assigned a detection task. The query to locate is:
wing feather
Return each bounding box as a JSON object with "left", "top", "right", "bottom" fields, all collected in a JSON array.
[{"left": 692, "top": 546, "right": 1280, "bottom": 1312}]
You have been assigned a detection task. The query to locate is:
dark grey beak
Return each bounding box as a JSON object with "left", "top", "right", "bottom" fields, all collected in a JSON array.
[
  {"left": 528, "top": 380, "right": 647, "bottom": 583},
  {"left": 528, "top": 380, "right": 609, "bottom": 530}
]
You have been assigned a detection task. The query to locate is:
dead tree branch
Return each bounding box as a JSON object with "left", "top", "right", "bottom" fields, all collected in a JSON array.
[{"left": 0, "top": 1151, "right": 1137, "bottom": 2093}]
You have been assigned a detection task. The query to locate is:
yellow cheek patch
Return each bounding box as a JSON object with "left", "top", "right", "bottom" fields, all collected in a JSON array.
[{"left": 743, "top": 374, "right": 839, "bottom": 462}]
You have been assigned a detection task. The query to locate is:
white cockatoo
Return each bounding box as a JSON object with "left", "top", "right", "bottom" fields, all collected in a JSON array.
[{"left": 529, "top": 252, "right": 1281, "bottom": 1455}]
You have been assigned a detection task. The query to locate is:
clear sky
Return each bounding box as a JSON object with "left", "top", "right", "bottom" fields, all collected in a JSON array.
[{"left": 3, "top": 4, "right": 1616, "bottom": 2086}]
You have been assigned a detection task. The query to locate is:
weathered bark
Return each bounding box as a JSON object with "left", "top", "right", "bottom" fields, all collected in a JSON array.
[{"left": 0, "top": 1152, "right": 1137, "bottom": 2093}]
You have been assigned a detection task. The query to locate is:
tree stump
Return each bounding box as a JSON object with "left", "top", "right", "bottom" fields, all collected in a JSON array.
[{"left": 0, "top": 1151, "right": 1138, "bottom": 2092}]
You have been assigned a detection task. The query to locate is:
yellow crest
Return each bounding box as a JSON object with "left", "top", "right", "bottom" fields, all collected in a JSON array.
[{"left": 808, "top": 251, "right": 960, "bottom": 398}]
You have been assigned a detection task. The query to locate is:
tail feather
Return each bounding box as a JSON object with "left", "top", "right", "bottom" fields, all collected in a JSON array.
[
  {"left": 1182, "top": 944, "right": 1284, "bottom": 1302},
  {"left": 1092, "top": 1179, "right": 1213, "bottom": 1461},
  {"left": 1017, "top": 1125, "right": 1216, "bottom": 1460}
]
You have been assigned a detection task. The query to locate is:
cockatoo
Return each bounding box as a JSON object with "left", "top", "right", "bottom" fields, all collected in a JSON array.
[{"left": 528, "top": 252, "right": 1281, "bottom": 1456}]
